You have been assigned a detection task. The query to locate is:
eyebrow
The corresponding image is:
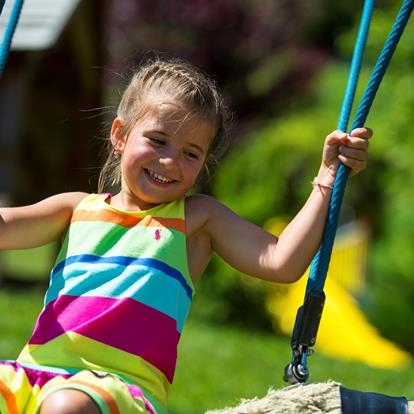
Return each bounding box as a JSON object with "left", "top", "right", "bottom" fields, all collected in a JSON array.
[
  {"left": 150, "top": 129, "right": 169, "bottom": 137},
  {"left": 188, "top": 143, "right": 206, "bottom": 155}
]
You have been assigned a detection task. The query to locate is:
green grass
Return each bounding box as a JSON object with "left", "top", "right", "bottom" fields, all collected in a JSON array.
[
  {"left": 0, "top": 287, "right": 44, "bottom": 358},
  {"left": 2, "top": 243, "right": 56, "bottom": 279},
  {"left": 170, "top": 319, "right": 414, "bottom": 413},
  {"left": 1, "top": 287, "right": 413, "bottom": 414}
]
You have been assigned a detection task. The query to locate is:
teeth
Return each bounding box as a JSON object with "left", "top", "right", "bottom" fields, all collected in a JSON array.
[{"left": 148, "top": 170, "right": 173, "bottom": 183}]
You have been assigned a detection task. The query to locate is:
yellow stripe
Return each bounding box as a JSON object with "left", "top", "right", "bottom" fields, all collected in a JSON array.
[{"left": 18, "top": 331, "right": 169, "bottom": 406}]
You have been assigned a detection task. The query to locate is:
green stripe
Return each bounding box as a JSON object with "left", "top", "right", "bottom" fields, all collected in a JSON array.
[
  {"left": 140, "top": 389, "right": 170, "bottom": 414},
  {"left": 0, "top": 392, "right": 9, "bottom": 414},
  {"left": 54, "top": 221, "right": 192, "bottom": 288},
  {"left": 109, "top": 375, "right": 170, "bottom": 414},
  {"left": 149, "top": 198, "right": 184, "bottom": 219}
]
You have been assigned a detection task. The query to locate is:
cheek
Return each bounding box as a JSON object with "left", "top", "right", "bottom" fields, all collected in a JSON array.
[
  {"left": 123, "top": 145, "right": 156, "bottom": 165},
  {"left": 184, "top": 161, "right": 205, "bottom": 183}
]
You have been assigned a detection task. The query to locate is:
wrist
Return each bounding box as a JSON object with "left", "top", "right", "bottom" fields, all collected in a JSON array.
[
  {"left": 311, "top": 165, "right": 336, "bottom": 192},
  {"left": 316, "top": 165, "right": 336, "bottom": 188},
  {"left": 311, "top": 176, "right": 333, "bottom": 192}
]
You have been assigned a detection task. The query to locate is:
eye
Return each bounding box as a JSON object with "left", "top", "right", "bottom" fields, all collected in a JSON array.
[
  {"left": 184, "top": 150, "right": 200, "bottom": 160},
  {"left": 147, "top": 136, "right": 165, "bottom": 145}
]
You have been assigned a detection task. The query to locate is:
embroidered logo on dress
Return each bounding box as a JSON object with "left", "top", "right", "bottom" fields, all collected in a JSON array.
[{"left": 154, "top": 229, "right": 161, "bottom": 240}]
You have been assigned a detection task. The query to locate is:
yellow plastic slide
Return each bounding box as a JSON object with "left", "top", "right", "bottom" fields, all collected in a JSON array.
[{"left": 265, "top": 219, "right": 411, "bottom": 368}]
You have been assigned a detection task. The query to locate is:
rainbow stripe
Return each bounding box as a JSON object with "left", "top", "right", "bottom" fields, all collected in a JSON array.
[
  {"left": 0, "top": 361, "right": 164, "bottom": 413},
  {"left": 16, "top": 193, "right": 193, "bottom": 408}
]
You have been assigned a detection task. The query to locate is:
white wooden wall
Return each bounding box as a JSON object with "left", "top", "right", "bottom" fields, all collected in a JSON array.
[{"left": 0, "top": 0, "right": 80, "bottom": 50}]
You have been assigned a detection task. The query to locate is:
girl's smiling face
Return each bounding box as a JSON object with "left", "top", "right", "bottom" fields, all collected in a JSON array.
[{"left": 111, "top": 103, "right": 214, "bottom": 211}]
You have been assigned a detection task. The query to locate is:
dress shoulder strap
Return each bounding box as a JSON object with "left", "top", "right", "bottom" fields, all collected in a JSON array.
[{"left": 73, "top": 193, "right": 110, "bottom": 213}]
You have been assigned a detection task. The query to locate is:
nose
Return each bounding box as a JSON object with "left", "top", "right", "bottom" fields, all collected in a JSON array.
[{"left": 159, "top": 149, "right": 179, "bottom": 168}]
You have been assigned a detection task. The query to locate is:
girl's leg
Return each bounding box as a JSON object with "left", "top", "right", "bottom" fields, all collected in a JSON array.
[{"left": 39, "top": 389, "right": 101, "bottom": 414}]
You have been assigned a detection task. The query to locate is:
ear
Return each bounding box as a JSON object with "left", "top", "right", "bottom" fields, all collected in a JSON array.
[{"left": 110, "top": 117, "right": 126, "bottom": 154}]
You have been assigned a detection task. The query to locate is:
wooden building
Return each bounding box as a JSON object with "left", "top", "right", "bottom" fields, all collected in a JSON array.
[{"left": 0, "top": 0, "right": 103, "bottom": 206}]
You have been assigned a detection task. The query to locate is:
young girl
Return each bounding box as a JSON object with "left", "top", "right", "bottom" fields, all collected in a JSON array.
[{"left": 0, "top": 57, "right": 372, "bottom": 414}]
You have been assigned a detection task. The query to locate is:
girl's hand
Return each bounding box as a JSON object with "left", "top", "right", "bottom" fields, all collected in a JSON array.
[{"left": 318, "top": 127, "right": 373, "bottom": 187}]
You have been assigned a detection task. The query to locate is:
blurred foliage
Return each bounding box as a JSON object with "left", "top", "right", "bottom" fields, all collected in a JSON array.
[
  {"left": 105, "top": 0, "right": 361, "bottom": 123},
  {"left": 196, "top": 2, "right": 414, "bottom": 355},
  {"left": 9, "top": 0, "right": 362, "bottom": 203}
]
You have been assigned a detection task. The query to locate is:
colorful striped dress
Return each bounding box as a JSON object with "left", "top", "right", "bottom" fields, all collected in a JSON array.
[{"left": 1, "top": 193, "right": 193, "bottom": 413}]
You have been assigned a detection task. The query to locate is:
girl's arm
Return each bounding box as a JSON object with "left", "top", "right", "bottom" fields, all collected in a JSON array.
[
  {"left": 194, "top": 128, "right": 372, "bottom": 284},
  {"left": 0, "top": 192, "right": 87, "bottom": 250}
]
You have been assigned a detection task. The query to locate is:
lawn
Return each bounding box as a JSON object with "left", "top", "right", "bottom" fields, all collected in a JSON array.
[{"left": 1, "top": 285, "right": 414, "bottom": 414}]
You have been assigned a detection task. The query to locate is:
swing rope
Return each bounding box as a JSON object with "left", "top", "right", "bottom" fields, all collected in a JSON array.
[
  {"left": 285, "top": 0, "right": 414, "bottom": 384},
  {"left": 308, "top": 0, "right": 414, "bottom": 294},
  {"left": 336, "top": 0, "right": 375, "bottom": 135},
  {"left": 0, "top": 0, "right": 25, "bottom": 78}
]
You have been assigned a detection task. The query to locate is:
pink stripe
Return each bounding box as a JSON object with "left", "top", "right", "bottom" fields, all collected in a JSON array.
[
  {"left": 29, "top": 295, "right": 179, "bottom": 382},
  {"left": 126, "top": 384, "right": 157, "bottom": 414},
  {"left": 0, "top": 361, "right": 70, "bottom": 388}
]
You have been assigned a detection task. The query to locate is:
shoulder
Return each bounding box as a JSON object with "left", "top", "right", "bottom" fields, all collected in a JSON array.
[
  {"left": 185, "top": 194, "right": 233, "bottom": 236},
  {"left": 14, "top": 192, "right": 91, "bottom": 222},
  {"left": 37, "top": 192, "right": 89, "bottom": 211},
  {"left": 185, "top": 193, "right": 224, "bottom": 216},
  {"left": 185, "top": 193, "right": 221, "bottom": 211},
  {"left": 0, "top": 192, "right": 90, "bottom": 249},
  {"left": 3, "top": 192, "right": 89, "bottom": 216},
  {"left": 52, "top": 191, "right": 89, "bottom": 205}
]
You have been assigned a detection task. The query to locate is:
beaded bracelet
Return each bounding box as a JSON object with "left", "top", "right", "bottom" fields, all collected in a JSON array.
[{"left": 311, "top": 176, "right": 334, "bottom": 191}]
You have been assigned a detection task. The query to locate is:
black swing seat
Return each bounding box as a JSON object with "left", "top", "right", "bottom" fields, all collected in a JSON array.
[{"left": 340, "top": 386, "right": 408, "bottom": 414}]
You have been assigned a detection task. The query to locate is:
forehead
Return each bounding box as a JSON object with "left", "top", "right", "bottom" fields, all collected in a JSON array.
[{"left": 141, "top": 103, "right": 215, "bottom": 144}]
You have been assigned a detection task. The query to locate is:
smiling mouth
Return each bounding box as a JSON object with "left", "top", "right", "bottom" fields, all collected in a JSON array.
[{"left": 145, "top": 169, "right": 177, "bottom": 184}]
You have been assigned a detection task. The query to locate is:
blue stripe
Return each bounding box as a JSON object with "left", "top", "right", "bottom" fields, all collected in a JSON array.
[
  {"left": 8, "top": 360, "right": 80, "bottom": 375},
  {"left": 52, "top": 254, "right": 192, "bottom": 299},
  {"left": 45, "top": 261, "right": 191, "bottom": 332}
]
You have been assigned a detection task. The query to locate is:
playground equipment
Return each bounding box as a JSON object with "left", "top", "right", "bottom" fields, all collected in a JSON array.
[
  {"left": 284, "top": 0, "right": 414, "bottom": 383},
  {"left": 206, "top": 381, "right": 414, "bottom": 414},
  {"left": 266, "top": 220, "right": 411, "bottom": 369}
]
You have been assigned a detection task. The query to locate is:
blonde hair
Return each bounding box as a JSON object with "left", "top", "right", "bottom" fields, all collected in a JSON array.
[{"left": 98, "top": 57, "right": 228, "bottom": 193}]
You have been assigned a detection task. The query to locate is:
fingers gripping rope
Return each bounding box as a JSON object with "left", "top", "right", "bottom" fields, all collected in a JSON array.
[{"left": 285, "top": 0, "right": 414, "bottom": 384}]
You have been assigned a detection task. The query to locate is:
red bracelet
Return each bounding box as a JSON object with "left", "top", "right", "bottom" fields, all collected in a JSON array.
[{"left": 311, "top": 176, "right": 334, "bottom": 190}]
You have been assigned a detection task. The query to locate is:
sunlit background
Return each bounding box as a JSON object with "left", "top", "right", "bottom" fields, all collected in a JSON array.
[{"left": 1, "top": 1, "right": 414, "bottom": 413}]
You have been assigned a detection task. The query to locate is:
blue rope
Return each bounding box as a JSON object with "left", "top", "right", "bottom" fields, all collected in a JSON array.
[
  {"left": 305, "top": 0, "right": 374, "bottom": 294},
  {"left": 336, "top": 0, "right": 375, "bottom": 134},
  {"left": 307, "top": 0, "right": 414, "bottom": 295},
  {"left": 0, "top": 0, "right": 6, "bottom": 16},
  {"left": 284, "top": 0, "right": 414, "bottom": 385},
  {"left": 0, "top": 0, "right": 25, "bottom": 78}
]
